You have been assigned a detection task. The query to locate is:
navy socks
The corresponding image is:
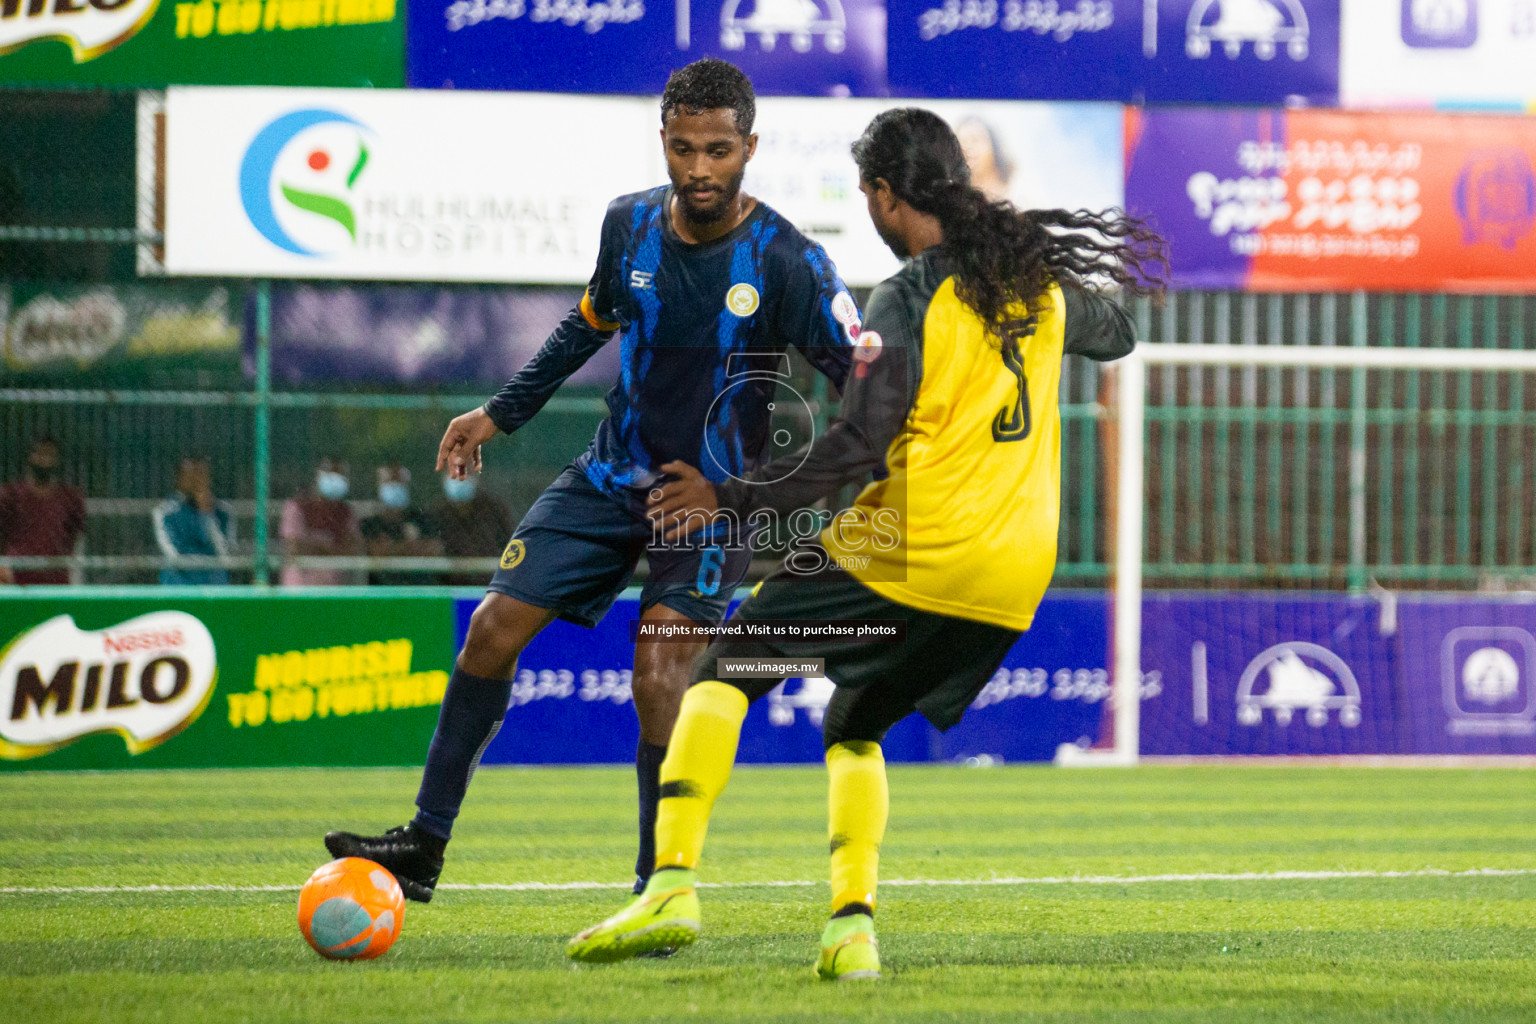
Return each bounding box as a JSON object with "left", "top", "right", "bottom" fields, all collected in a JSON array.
[
  {"left": 633, "top": 740, "right": 668, "bottom": 893},
  {"left": 413, "top": 666, "right": 513, "bottom": 841}
]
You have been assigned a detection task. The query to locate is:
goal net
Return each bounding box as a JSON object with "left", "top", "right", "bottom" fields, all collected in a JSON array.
[{"left": 1061, "top": 339, "right": 1536, "bottom": 765}]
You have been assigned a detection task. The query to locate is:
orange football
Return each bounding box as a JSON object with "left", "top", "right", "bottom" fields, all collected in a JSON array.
[{"left": 297, "top": 857, "right": 405, "bottom": 960}]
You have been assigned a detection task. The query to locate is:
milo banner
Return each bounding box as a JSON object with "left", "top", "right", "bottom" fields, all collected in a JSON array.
[
  {"left": 0, "top": 282, "right": 242, "bottom": 386},
  {"left": 1125, "top": 107, "right": 1536, "bottom": 291},
  {"left": 0, "top": 593, "right": 456, "bottom": 770},
  {"left": 0, "top": 0, "right": 403, "bottom": 86}
]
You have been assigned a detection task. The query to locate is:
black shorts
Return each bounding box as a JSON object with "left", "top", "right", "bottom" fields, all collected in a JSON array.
[
  {"left": 488, "top": 465, "right": 752, "bottom": 628},
  {"left": 690, "top": 555, "right": 1022, "bottom": 743}
]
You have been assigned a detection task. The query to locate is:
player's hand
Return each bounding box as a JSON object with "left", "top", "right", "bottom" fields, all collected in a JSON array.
[
  {"left": 436, "top": 407, "right": 498, "bottom": 480},
  {"left": 0, "top": 566, "right": 13, "bottom": 585},
  {"left": 647, "top": 461, "right": 718, "bottom": 543}
]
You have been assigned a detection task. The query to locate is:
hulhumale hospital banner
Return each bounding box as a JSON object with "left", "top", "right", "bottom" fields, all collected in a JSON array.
[
  {"left": 886, "top": 0, "right": 1339, "bottom": 103},
  {"left": 0, "top": 0, "right": 403, "bottom": 86},
  {"left": 1125, "top": 108, "right": 1536, "bottom": 291},
  {"left": 406, "top": 0, "right": 887, "bottom": 95},
  {"left": 163, "top": 87, "right": 1122, "bottom": 286},
  {"left": 163, "top": 87, "right": 660, "bottom": 283}
]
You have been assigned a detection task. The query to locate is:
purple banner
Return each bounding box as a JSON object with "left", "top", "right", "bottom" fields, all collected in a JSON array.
[
  {"left": 888, "top": 0, "right": 1338, "bottom": 103},
  {"left": 408, "top": 0, "right": 887, "bottom": 96},
  {"left": 1124, "top": 108, "right": 1285, "bottom": 290},
  {"left": 449, "top": 589, "right": 1536, "bottom": 764},
  {"left": 1140, "top": 594, "right": 1536, "bottom": 756},
  {"left": 257, "top": 284, "right": 619, "bottom": 386},
  {"left": 466, "top": 594, "right": 1111, "bottom": 765}
]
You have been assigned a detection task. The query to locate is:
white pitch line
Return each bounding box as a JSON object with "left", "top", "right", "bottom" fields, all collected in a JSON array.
[{"left": 3, "top": 867, "right": 1534, "bottom": 896}]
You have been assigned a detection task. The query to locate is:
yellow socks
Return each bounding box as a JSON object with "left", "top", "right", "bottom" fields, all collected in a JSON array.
[
  {"left": 826, "top": 740, "right": 888, "bottom": 914},
  {"left": 652, "top": 681, "right": 749, "bottom": 872}
]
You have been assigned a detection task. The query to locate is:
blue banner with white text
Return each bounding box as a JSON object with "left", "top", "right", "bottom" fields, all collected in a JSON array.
[
  {"left": 464, "top": 593, "right": 1111, "bottom": 765},
  {"left": 407, "top": 0, "right": 888, "bottom": 95},
  {"left": 464, "top": 590, "right": 1536, "bottom": 762},
  {"left": 886, "top": 0, "right": 1339, "bottom": 103}
]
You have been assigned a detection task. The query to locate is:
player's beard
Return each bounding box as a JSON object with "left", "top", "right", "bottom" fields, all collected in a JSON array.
[
  {"left": 677, "top": 167, "right": 746, "bottom": 226},
  {"left": 872, "top": 215, "right": 909, "bottom": 259}
]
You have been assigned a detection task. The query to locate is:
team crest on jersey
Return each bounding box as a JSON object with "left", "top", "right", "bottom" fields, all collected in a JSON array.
[
  {"left": 831, "top": 291, "right": 859, "bottom": 328},
  {"left": 852, "top": 330, "right": 882, "bottom": 378},
  {"left": 499, "top": 539, "right": 526, "bottom": 570},
  {"left": 725, "top": 283, "right": 760, "bottom": 318}
]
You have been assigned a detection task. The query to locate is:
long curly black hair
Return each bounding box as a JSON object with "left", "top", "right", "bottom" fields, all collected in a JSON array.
[{"left": 851, "top": 108, "right": 1168, "bottom": 337}]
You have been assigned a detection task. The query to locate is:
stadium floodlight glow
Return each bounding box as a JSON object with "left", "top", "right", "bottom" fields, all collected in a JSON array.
[{"left": 1056, "top": 342, "right": 1536, "bottom": 768}]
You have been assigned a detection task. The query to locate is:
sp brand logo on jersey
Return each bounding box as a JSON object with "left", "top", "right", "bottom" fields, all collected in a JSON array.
[
  {"left": 725, "top": 283, "right": 760, "bottom": 318},
  {"left": 0, "top": 611, "right": 217, "bottom": 760},
  {"left": 0, "top": 0, "right": 159, "bottom": 62}
]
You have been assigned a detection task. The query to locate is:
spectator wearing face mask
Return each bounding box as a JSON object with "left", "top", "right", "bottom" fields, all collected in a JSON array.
[
  {"left": 359, "top": 464, "right": 441, "bottom": 586},
  {"left": 153, "top": 456, "right": 235, "bottom": 585},
  {"left": 427, "top": 470, "right": 513, "bottom": 586},
  {"left": 0, "top": 436, "right": 87, "bottom": 585},
  {"left": 280, "top": 456, "right": 364, "bottom": 587}
]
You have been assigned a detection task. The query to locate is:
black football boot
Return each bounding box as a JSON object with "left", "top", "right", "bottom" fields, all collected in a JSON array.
[{"left": 324, "top": 824, "right": 445, "bottom": 903}]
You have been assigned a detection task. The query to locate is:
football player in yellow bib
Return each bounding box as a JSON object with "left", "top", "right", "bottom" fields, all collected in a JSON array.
[{"left": 568, "top": 107, "right": 1166, "bottom": 977}]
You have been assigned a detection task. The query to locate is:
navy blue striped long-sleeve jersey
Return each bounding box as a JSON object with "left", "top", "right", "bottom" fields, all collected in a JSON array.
[{"left": 483, "top": 186, "right": 857, "bottom": 507}]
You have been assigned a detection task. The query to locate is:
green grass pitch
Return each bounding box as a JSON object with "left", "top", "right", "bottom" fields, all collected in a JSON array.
[{"left": 3, "top": 764, "right": 1534, "bottom": 1023}]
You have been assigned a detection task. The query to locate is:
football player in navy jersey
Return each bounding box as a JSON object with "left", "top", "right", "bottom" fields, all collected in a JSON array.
[{"left": 325, "top": 60, "right": 858, "bottom": 909}]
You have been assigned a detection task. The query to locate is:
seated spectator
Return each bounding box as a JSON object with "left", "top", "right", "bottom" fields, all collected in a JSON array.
[
  {"left": 428, "top": 471, "right": 513, "bottom": 586},
  {"left": 360, "top": 464, "right": 441, "bottom": 586},
  {"left": 153, "top": 456, "right": 234, "bottom": 585},
  {"left": 280, "top": 457, "right": 363, "bottom": 586},
  {"left": 0, "top": 436, "right": 86, "bottom": 585}
]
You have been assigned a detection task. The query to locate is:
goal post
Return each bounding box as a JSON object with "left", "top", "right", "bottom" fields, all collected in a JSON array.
[{"left": 1057, "top": 342, "right": 1536, "bottom": 767}]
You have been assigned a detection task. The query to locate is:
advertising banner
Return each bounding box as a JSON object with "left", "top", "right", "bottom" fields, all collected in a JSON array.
[
  {"left": 164, "top": 87, "right": 658, "bottom": 283},
  {"left": 0, "top": 282, "right": 241, "bottom": 385},
  {"left": 1125, "top": 107, "right": 1536, "bottom": 291},
  {"left": 0, "top": 0, "right": 402, "bottom": 87},
  {"left": 406, "top": 0, "right": 885, "bottom": 96},
  {"left": 165, "top": 87, "right": 1118, "bottom": 287},
  {"left": 1138, "top": 594, "right": 1536, "bottom": 755},
  {"left": 0, "top": 593, "right": 456, "bottom": 770},
  {"left": 9, "top": 589, "right": 1532, "bottom": 768},
  {"left": 264, "top": 283, "right": 625, "bottom": 384},
  {"left": 1341, "top": 0, "right": 1536, "bottom": 110},
  {"left": 887, "top": 0, "right": 1339, "bottom": 103},
  {"left": 474, "top": 594, "right": 1112, "bottom": 766},
  {"left": 748, "top": 97, "right": 1123, "bottom": 286}
]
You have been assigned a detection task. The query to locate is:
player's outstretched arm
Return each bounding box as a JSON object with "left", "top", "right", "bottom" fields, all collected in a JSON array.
[{"left": 480, "top": 302, "right": 617, "bottom": 437}]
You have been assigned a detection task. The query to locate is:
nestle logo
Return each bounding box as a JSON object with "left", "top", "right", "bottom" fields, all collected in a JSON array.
[{"left": 103, "top": 629, "right": 186, "bottom": 655}]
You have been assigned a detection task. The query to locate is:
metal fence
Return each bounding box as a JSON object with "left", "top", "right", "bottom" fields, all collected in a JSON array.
[
  {"left": 1128, "top": 292, "right": 1536, "bottom": 591},
  {"left": 8, "top": 281, "right": 1536, "bottom": 587}
]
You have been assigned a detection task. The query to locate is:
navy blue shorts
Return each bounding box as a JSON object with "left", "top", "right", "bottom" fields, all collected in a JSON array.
[{"left": 487, "top": 465, "right": 752, "bottom": 628}]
